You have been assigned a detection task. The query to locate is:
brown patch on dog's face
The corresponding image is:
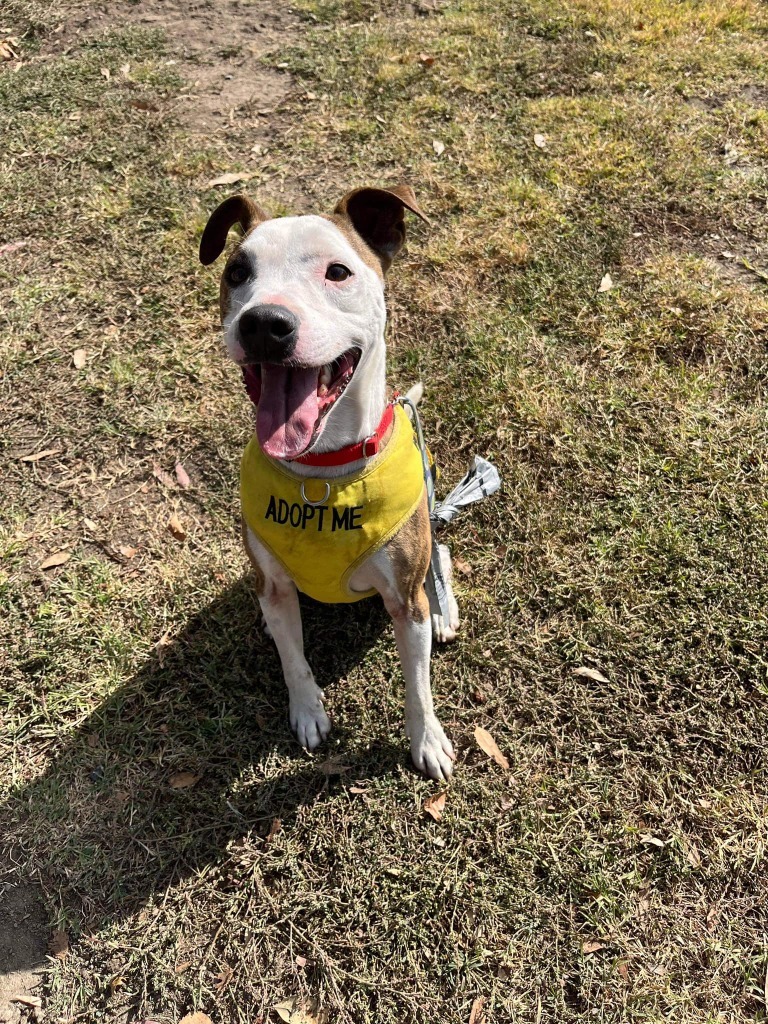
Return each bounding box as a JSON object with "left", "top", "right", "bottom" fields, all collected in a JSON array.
[
  {"left": 385, "top": 492, "right": 431, "bottom": 620},
  {"left": 323, "top": 214, "right": 387, "bottom": 281}
]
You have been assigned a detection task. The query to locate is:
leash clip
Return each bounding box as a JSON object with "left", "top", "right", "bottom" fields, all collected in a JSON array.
[{"left": 300, "top": 480, "right": 330, "bottom": 507}]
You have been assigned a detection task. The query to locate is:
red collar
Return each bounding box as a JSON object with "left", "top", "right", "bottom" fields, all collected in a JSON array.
[{"left": 293, "top": 402, "right": 395, "bottom": 467}]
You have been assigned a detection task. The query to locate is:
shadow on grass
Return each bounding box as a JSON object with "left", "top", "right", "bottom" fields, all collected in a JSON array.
[{"left": 7, "top": 575, "right": 405, "bottom": 956}]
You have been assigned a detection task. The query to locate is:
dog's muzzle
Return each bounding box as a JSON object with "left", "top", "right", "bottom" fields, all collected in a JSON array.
[{"left": 238, "top": 303, "right": 299, "bottom": 363}]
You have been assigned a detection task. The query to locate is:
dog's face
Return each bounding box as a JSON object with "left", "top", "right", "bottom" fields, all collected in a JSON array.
[{"left": 199, "top": 187, "right": 426, "bottom": 459}]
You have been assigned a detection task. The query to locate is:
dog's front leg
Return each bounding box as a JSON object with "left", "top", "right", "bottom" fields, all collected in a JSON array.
[
  {"left": 389, "top": 588, "right": 455, "bottom": 781},
  {"left": 243, "top": 524, "right": 331, "bottom": 750}
]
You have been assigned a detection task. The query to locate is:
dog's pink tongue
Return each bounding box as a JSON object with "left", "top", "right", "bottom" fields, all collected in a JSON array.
[{"left": 257, "top": 364, "right": 319, "bottom": 459}]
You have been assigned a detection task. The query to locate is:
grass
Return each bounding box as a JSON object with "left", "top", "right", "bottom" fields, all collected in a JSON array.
[{"left": 2, "top": 0, "right": 768, "bottom": 1021}]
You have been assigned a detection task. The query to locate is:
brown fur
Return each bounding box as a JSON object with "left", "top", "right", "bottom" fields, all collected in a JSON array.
[
  {"left": 384, "top": 492, "right": 431, "bottom": 622},
  {"left": 323, "top": 214, "right": 387, "bottom": 279}
]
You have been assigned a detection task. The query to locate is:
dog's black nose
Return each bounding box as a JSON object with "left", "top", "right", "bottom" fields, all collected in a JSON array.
[{"left": 238, "top": 304, "right": 300, "bottom": 363}]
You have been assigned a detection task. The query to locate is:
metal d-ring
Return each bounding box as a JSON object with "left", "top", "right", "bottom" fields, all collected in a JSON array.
[{"left": 300, "top": 480, "right": 330, "bottom": 507}]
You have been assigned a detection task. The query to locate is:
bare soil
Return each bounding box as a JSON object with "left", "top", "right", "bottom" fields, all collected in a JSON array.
[{"left": 0, "top": 875, "right": 47, "bottom": 1024}]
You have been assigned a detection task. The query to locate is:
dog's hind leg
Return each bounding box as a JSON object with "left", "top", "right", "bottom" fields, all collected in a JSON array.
[
  {"left": 431, "top": 543, "right": 460, "bottom": 644},
  {"left": 243, "top": 523, "right": 331, "bottom": 751}
]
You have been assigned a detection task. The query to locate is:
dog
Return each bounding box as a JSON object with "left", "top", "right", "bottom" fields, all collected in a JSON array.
[{"left": 199, "top": 185, "right": 459, "bottom": 780}]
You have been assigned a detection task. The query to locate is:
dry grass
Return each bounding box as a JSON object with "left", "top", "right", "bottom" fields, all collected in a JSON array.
[{"left": 2, "top": 0, "right": 768, "bottom": 1021}]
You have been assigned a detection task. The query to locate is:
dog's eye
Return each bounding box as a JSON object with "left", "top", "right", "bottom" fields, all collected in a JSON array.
[
  {"left": 326, "top": 263, "right": 352, "bottom": 282},
  {"left": 226, "top": 263, "right": 250, "bottom": 286}
]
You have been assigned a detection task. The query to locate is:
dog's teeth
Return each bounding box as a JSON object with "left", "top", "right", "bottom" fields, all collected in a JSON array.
[
  {"left": 319, "top": 366, "right": 331, "bottom": 386},
  {"left": 318, "top": 384, "right": 328, "bottom": 396}
]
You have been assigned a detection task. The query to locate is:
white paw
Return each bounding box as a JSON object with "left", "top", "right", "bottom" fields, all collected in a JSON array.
[
  {"left": 432, "top": 612, "right": 458, "bottom": 644},
  {"left": 290, "top": 693, "right": 331, "bottom": 751},
  {"left": 409, "top": 717, "right": 455, "bottom": 780}
]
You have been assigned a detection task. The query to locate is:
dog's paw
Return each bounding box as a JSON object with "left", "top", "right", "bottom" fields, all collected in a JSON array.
[
  {"left": 432, "top": 612, "right": 459, "bottom": 644},
  {"left": 290, "top": 693, "right": 331, "bottom": 751},
  {"left": 409, "top": 717, "right": 455, "bottom": 780}
]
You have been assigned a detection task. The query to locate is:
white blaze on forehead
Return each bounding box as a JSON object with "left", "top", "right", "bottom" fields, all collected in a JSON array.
[{"left": 226, "top": 214, "right": 386, "bottom": 369}]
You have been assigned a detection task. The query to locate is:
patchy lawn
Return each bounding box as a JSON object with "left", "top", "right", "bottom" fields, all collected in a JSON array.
[{"left": 2, "top": 0, "right": 768, "bottom": 1021}]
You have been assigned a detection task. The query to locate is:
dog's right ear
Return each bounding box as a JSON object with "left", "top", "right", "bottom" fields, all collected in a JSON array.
[{"left": 199, "top": 195, "right": 269, "bottom": 265}]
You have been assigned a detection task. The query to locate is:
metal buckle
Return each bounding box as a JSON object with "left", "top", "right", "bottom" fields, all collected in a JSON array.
[{"left": 300, "top": 480, "right": 330, "bottom": 507}]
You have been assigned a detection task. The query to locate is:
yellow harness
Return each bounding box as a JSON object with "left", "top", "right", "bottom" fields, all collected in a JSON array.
[{"left": 241, "top": 404, "right": 425, "bottom": 603}]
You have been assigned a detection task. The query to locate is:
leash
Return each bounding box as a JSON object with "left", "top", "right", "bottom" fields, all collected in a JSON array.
[{"left": 397, "top": 395, "right": 501, "bottom": 625}]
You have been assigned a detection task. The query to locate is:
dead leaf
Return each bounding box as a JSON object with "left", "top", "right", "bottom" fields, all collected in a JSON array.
[
  {"left": 687, "top": 844, "right": 701, "bottom": 868},
  {"left": 598, "top": 272, "right": 614, "bottom": 293},
  {"left": 10, "top": 996, "right": 41, "bottom": 1008},
  {"left": 128, "top": 98, "right": 160, "bottom": 111},
  {"left": 0, "top": 37, "right": 20, "bottom": 61},
  {"left": 174, "top": 961, "right": 193, "bottom": 974},
  {"left": 20, "top": 447, "right": 61, "bottom": 463},
  {"left": 295, "top": 955, "right": 307, "bottom": 968},
  {"left": 468, "top": 996, "right": 486, "bottom": 1024},
  {"left": 179, "top": 1015, "right": 213, "bottom": 1024},
  {"left": 206, "top": 171, "right": 252, "bottom": 188},
  {"left": 617, "top": 960, "right": 629, "bottom": 980},
  {"left": 582, "top": 939, "right": 605, "bottom": 954},
  {"left": 118, "top": 545, "right": 137, "bottom": 559},
  {"left": 214, "top": 966, "right": 234, "bottom": 992},
  {"left": 108, "top": 975, "right": 125, "bottom": 994},
  {"left": 273, "top": 998, "right": 327, "bottom": 1024},
  {"left": 639, "top": 833, "right": 666, "bottom": 848},
  {"left": 500, "top": 797, "right": 514, "bottom": 811},
  {"left": 48, "top": 928, "right": 69, "bottom": 958},
  {"left": 72, "top": 348, "right": 87, "bottom": 369},
  {"left": 0, "top": 240, "right": 28, "bottom": 256},
  {"left": 169, "top": 771, "right": 200, "bottom": 790},
  {"left": 572, "top": 666, "right": 609, "bottom": 683},
  {"left": 473, "top": 726, "right": 510, "bottom": 770},
  {"left": 175, "top": 462, "right": 191, "bottom": 489},
  {"left": 153, "top": 463, "right": 176, "bottom": 489},
  {"left": 454, "top": 558, "right": 473, "bottom": 576},
  {"left": 317, "top": 756, "right": 350, "bottom": 775},
  {"left": 424, "top": 791, "right": 446, "bottom": 821},
  {"left": 533, "top": 132, "right": 547, "bottom": 149},
  {"left": 349, "top": 786, "right": 367, "bottom": 795},
  {"left": 706, "top": 905, "right": 718, "bottom": 933},
  {"left": 265, "top": 818, "right": 282, "bottom": 842},
  {"left": 100, "top": 66, "right": 110, "bottom": 80},
  {"left": 418, "top": 53, "right": 435, "bottom": 66},
  {"left": 40, "top": 550, "right": 71, "bottom": 570},
  {"left": 168, "top": 513, "right": 186, "bottom": 541},
  {"left": 432, "top": 139, "right": 445, "bottom": 157}
]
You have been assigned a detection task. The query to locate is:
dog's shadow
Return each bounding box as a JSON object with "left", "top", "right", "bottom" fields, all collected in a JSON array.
[{"left": 7, "top": 575, "right": 405, "bottom": 945}]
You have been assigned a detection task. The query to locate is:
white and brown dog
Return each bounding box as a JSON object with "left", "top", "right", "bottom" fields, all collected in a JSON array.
[{"left": 199, "top": 185, "right": 459, "bottom": 780}]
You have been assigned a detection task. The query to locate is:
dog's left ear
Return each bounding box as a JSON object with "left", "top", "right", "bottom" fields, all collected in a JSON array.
[
  {"left": 334, "top": 185, "right": 429, "bottom": 271},
  {"left": 199, "top": 194, "right": 270, "bottom": 266}
]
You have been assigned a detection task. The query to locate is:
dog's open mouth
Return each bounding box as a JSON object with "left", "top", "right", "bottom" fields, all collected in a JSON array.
[{"left": 244, "top": 349, "right": 359, "bottom": 460}]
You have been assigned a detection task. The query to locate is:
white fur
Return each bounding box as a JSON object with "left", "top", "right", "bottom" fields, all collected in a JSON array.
[{"left": 228, "top": 212, "right": 459, "bottom": 779}]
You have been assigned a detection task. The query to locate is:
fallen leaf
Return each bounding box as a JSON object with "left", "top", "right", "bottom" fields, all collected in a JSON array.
[
  {"left": 153, "top": 463, "right": 176, "bottom": 489},
  {"left": 295, "top": 955, "right": 308, "bottom": 968},
  {"left": 317, "top": 756, "right": 351, "bottom": 775},
  {"left": 0, "top": 37, "right": 20, "bottom": 61},
  {"left": 174, "top": 961, "right": 193, "bottom": 974},
  {"left": 10, "top": 996, "right": 41, "bottom": 1008},
  {"left": 454, "top": 558, "right": 473, "bottom": 576},
  {"left": 639, "top": 833, "right": 666, "bottom": 848},
  {"left": 533, "top": 132, "right": 547, "bottom": 149},
  {"left": 582, "top": 939, "right": 605, "bottom": 954},
  {"left": 214, "top": 966, "right": 234, "bottom": 991},
  {"left": 168, "top": 513, "right": 186, "bottom": 541},
  {"left": 169, "top": 771, "right": 200, "bottom": 790},
  {"left": 20, "top": 447, "right": 61, "bottom": 463},
  {"left": 101, "top": 66, "right": 110, "bottom": 80},
  {"left": 348, "top": 786, "right": 367, "bottom": 794},
  {"left": 598, "top": 272, "right": 614, "bottom": 293},
  {"left": 468, "top": 996, "right": 486, "bottom": 1024},
  {"left": 118, "top": 545, "right": 138, "bottom": 559},
  {"left": 128, "top": 98, "right": 159, "bottom": 111},
  {"left": 705, "top": 905, "right": 718, "bottom": 933},
  {"left": 0, "top": 240, "right": 28, "bottom": 256},
  {"left": 179, "top": 1015, "right": 213, "bottom": 1024},
  {"left": 572, "top": 666, "right": 609, "bottom": 683},
  {"left": 473, "top": 726, "right": 510, "bottom": 770},
  {"left": 206, "top": 171, "right": 252, "bottom": 188},
  {"left": 175, "top": 462, "right": 191, "bottom": 489},
  {"left": 432, "top": 139, "right": 445, "bottom": 156},
  {"left": 40, "top": 550, "right": 71, "bottom": 570},
  {"left": 273, "top": 998, "right": 327, "bottom": 1024},
  {"left": 686, "top": 844, "right": 701, "bottom": 868},
  {"left": 424, "top": 791, "right": 446, "bottom": 821},
  {"left": 49, "top": 928, "right": 69, "bottom": 958},
  {"left": 500, "top": 797, "right": 514, "bottom": 811},
  {"left": 617, "top": 961, "right": 629, "bottom": 980},
  {"left": 265, "top": 818, "right": 282, "bottom": 842},
  {"left": 108, "top": 975, "right": 125, "bottom": 994},
  {"left": 72, "top": 348, "right": 87, "bottom": 369},
  {"left": 418, "top": 53, "right": 435, "bottom": 66}
]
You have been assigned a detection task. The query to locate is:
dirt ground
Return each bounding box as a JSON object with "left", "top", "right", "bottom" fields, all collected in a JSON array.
[{"left": 0, "top": 874, "right": 47, "bottom": 1024}]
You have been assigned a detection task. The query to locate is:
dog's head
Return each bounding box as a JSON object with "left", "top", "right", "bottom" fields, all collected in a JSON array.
[{"left": 199, "top": 186, "right": 427, "bottom": 459}]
